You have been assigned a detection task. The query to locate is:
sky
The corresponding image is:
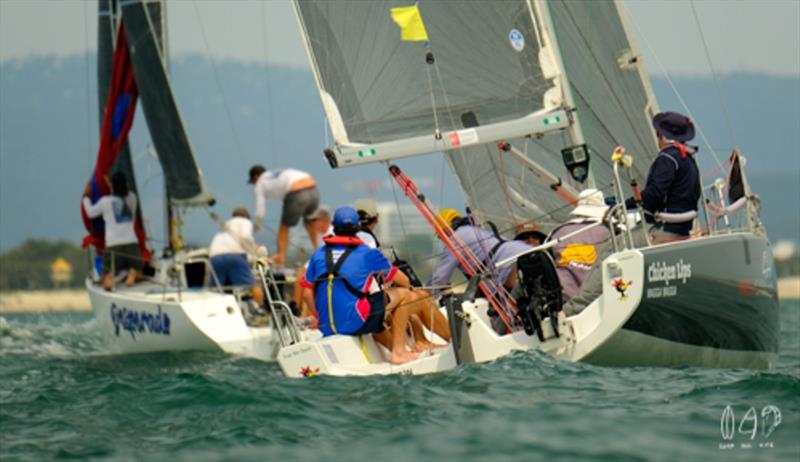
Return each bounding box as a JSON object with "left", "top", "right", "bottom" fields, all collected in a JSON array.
[{"left": 1, "top": 0, "right": 799, "bottom": 77}]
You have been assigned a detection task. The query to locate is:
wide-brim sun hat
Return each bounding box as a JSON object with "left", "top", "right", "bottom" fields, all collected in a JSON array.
[
  {"left": 353, "top": 198, "right": 379, "bottom": 218},
  {"left": 571, "top": 188, "right": 608, "bottom": 219},
  {"left": 652, "top": 111, "right": 695, "bottom": 142}
]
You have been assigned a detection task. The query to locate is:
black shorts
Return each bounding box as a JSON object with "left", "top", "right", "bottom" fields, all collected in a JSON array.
[
  {"left": 102, "top": 243, "right": 143, "bottom": 274},
  {"left": 351, "top": 292, "right": 387, "bottom": 335}
]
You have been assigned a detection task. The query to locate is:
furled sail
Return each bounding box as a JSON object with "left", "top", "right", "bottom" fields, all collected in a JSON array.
[{"left": 120, "top": 0, "right": 213, "bottom": 206}]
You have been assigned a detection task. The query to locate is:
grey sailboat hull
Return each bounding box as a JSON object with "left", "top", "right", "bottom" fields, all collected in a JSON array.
[{"left": 583, "top": 233, "right": 780, "bottom": 369}]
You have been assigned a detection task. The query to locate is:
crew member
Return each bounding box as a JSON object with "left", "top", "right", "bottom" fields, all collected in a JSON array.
[
  {"left": 248, "top": 165, "right": 321, "bottom": 266},
  {"left": 82, "top": 172, "right": 143, "bottom": 291},
  {"left": 208, "top": 207, "right": 263, "bottom": 306},
  {"left": 626, "top": 111, "right": 701, "bottom": 244}
]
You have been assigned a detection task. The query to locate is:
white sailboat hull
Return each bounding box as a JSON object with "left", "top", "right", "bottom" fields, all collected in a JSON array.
[{"left": 87, "top": 279, "right": 307, "bottom": 361}]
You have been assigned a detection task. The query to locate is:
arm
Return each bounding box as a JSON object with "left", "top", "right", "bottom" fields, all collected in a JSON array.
[
  {"left": 428, "top": 248, "right": 459, "bottom": 288},
  {"left": 82, "top": 196, "right": 104, "bottom": 219},
  {"left": 253, "top": 184, "right": 266, "bottom": 228}
]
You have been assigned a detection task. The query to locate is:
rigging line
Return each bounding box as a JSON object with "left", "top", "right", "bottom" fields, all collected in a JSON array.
[
  {"left": 84, "top": 0, "right": 93, "bottom": 173},
  {"left": 259, "top": 1, "right": 277, "bottom": 167},
  {"left": 689, "top": 0, "right": 737, "bottom": 146},
  {"left": 386, "top": 163, "right": 410, "bottom": 241},
  {"left": 628, "top": 11, "right": 725, "bottom": 173},
  {"left": 190, "top": 0, "right": 248, "bottom": 169},
  {"left": 561, "top": 5, "right": 653, "bottom": 154}
]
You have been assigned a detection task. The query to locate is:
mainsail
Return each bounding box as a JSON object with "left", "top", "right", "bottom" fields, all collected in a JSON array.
[
  {"left": 294, "top": 0, "right": 659, "bottom": 234},
  {"left": 120, "top": 0, "right": 213, "bottom": 206}
]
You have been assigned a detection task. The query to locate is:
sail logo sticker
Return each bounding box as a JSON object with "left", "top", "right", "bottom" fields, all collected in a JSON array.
[
  {"left": 611, "top": 278, "right": 633, "bottom": 300},
  {"left": 509, "top": 29, "right": 525, "bottom": 52}
]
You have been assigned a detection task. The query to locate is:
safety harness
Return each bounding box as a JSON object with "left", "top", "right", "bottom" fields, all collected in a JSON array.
[{"left": 312, "top": 237, "right": 367, "bottom": 334}]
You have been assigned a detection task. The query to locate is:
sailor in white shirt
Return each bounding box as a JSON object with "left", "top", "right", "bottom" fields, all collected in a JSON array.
[
  {"left": 248, "top": 165, "right": 321, "bottom": 267},
  {"left": 82, "top": 172, "right": 143, "bottom": 290},
  {"left": 208, "top": 208, "right": 264, "bottom": 305}
]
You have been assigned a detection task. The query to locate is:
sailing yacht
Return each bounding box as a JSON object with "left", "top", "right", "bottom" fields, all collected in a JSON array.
[
  {"left": 277, "top": 0, "right": 779, "bottom": 377},
  {"left": 84, "top": 0, "right": 317, "bottom": 360}
]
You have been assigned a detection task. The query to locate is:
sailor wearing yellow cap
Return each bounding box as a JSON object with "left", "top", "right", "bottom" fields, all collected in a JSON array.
[{"left": 429, "top": 209, "right": 534, "bottom": 297}]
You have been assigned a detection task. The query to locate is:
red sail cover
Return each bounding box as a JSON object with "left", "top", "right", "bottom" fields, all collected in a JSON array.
[{"left": 81, "top": 24, "right": 150, "bottom": 262}]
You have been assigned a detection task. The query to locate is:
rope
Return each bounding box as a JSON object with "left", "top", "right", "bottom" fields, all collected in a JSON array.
[
  {"left": 629, "top": 13, "right": 726, "bottom": 174},
  {"left": 259, "top": 1, "right": 277, "bottom": 167},
  {"left": 689, "top": 0, "right": 737, "bottom": 146},
  {"left": 387, "top": 164, "right": 410, "bottom": 241},
  {"left": 190, "top": 0, "right": 248, "bottom": 169}
]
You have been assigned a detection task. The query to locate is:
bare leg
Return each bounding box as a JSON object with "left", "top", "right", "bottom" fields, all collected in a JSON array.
[
  {"left": 125, "top": 269, "right": 138, "bottom": 287},
  {"left": 293, "top": 266, "right": 306, "bottom": 308},
  {"left": 384, "top": 288, "right": 420, "bottom": 364},
  {"left": 252, "top": 285, "right": 264, "bottom": 306},
  {"left": 276, "top": 224, "right": 290, "bottom": 266},
  {"left": 102, "top": 272, "right": 113, "bottom": 291},
  {"left": 304, "top": 221, "right": 319, "bottom": 248},
  {"left": 410, "top": 290, "right": 451, "bottom": 343}
]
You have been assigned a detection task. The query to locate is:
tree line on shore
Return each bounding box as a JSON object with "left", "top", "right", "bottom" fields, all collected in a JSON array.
[{"left": 0, "top": 240, "right": 91, "bottom": 291}]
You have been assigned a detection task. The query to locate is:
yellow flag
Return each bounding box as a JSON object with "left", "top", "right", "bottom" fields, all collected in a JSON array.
[{"left": 390, "top": 4, "right": 429, "bottom": 42}]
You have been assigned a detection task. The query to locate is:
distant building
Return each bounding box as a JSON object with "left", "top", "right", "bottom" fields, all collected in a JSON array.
[{"left": 50, "top": 257, "right": 73, "bottom": 287}]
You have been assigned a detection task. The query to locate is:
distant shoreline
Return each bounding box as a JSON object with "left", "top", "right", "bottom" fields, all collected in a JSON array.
[{"left": 1, "top": 277, "right": 799, "bottom": 313}]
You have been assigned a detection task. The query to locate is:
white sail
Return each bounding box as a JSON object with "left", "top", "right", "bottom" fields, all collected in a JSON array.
[{"left": 293, "top": 0, "right": 660, "bottom": 233}]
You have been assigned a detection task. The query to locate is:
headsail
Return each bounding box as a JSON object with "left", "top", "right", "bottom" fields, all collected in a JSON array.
[
  {"left": 120, "top": 0, "right": 213, "bottom": 206},
  {"left": 294, "top": 0, "right": 659, "bottom": 234},
  {"left": 294, "top": 0, "right": 568, "bottom": 166}
]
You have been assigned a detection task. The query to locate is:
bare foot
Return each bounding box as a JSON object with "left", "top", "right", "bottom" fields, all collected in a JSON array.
[
  {"left": 391, "top": 350, "right": 420, "bottom": 365},
  {"left": 414, "top": 340, "right": 449, "bottom": 352}
]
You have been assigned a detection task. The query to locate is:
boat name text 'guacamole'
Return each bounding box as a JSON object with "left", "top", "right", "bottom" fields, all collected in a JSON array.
[{"left": 647, "top": 260, "right": 692, "bottom": 285}]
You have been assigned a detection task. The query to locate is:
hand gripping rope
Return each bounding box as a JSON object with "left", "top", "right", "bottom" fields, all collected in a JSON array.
[{"left": 388, "top": 164, "right": 518, "bottom": 332}]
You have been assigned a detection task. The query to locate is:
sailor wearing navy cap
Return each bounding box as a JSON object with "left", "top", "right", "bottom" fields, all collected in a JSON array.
[{"left": 626, "top": 111, "right": 702, "bottom": 243}]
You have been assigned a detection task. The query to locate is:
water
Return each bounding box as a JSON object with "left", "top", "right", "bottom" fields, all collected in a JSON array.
[{"left": 1, "top": 303, "right": 798, "bottom": 462}]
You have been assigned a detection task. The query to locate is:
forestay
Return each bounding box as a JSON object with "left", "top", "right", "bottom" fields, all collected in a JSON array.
[{"left": 120, "top": 0, "right": 213, "bottom": 206}]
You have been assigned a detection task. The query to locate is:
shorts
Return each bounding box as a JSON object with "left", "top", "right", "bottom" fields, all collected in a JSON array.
[
  {"left": 351, "top": 292, "right": 387, "bottom": 335},
  {"left": 102, "top": 243, "right": 143, "bottom": 274},
  {"left": 210, "top": 254, "right": 254, "bottom": 287},
  {"left": 281, "top": 186, "right": 321, "bottom": 227}
]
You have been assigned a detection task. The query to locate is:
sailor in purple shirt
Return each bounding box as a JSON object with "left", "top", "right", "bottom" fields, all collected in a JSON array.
[{"left": 428, "top": 209, "right": 533, "bottom": 295}]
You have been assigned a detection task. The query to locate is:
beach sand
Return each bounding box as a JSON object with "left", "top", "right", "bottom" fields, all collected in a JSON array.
[
  {"left": 1, "top": 277, "right": 798, "bottom": 313},
  {"left": 0, "top": 289, "right": 90, "bottom": 313}
]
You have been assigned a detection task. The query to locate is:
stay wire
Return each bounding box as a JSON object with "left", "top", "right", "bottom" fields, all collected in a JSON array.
[
  {"left": 629, "top": 12, "right": 725, "bottom": 173},
  {"left": 689, "top": 0, "right": 737, "bottom": 146},
  {"left": 191, "top": 0, "right": 248, "bottom": 170},
  {"left": 259, "top": 2, "right": 278, "bottom": 167}
]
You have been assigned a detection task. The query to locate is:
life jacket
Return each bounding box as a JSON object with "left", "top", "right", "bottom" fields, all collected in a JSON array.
[{"left": 312, "top": 235, "right": 370, "bottom": 335}]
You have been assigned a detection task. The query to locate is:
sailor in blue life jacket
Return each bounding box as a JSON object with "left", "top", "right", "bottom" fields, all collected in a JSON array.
[
  {"left": 625, "top": 111, "right": 702, "bottom": 244},
  {"left": 353, "top": 198, "right": 452, "bottom": 350},
  {"left": 301, "top": 207, "right": 446, "bottom": 364}
]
